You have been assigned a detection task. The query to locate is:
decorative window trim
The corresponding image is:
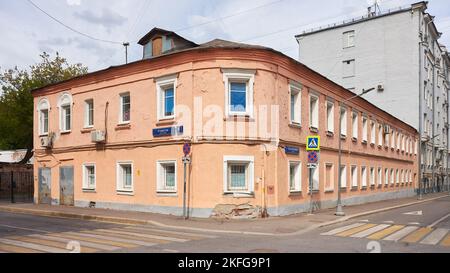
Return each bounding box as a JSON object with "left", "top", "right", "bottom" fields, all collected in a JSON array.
[
  {"left": 223, "top": 155, "right": 254, "bottom": 195},
  {"left": 156, "top": 75, "right": 178, "bottom": 121},
  {"left": 290, "top": 83, "right": 302, "bottom": 125},
  {"left": 37, "top": 98, "right": 50, "bottom": 136},
  {"left": 222, "top": 69, "right": 255, "bottom": 118},
  {"left": 326, "top": 100, "right": 335, "bottom": 134},
  {"left": 116, "top": 161, "right": 134, "bottom": 193},
  {"left": 119, "top": 92, "right": 131, "bottom": 125},
  {"left": 309, "top": 92, "right": 319, "bottom": 130},
  {"left": 288, "top": 161, "right": 302, "bottom": 193},
  {"left": 156, "top": 160, "right": 177, "bottom": 193},
  {"left": 57, "top": 92, "right": 72, "bottom": 133},
  {"left": 82, "top": 163, "right": 96, "bottom": 191},
  {"left": 84, "top": 99, "right": 94, "bottom": 129}
]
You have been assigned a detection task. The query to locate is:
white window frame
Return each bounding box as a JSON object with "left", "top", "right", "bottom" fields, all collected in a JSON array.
[
  {"left": 38, "top": 98, "right": 50, "bottom": 136},
  {"left": 288, "top": 161, "right": 301, "bottom": 193},
  {"left": 370, "top": 167, "right": 375, "bottom": 186},
  {"left": 340, "top": 165, "right": 347, "bottom": 188},
  {"left": 84, "top": 99, "right": 94, "bottom": 128},
  {"left": 362, "top": 116, "right": 368, "bottom": 143},
  {"left": 343, "top": 30, "right": 355, "bottom": 48},
  {"left": 58, "top": 92, "right": 72, "bottom": 133},
  {"left": 351, "top": 165, "right": 358, "bottom": 188},
  {"left": 370, "top": 120, "right": 376, "bottom": 144},
  {"left": 377, "top": 123, "right": 383, "bottom": 146},
  {"left": 396, "top": 169, "right": 399, "bottom": 184},
  {"left": 310, "top": 166, "right": 319, "bottom": 192},
  {"left": 290, "top": 83, "right": 302, "bottom": 125},
  {"left": 326, "top": 100, "right": 334, "bottom": 133},
  {"left": 361, "top": 166, "right": 367, "bottom": 187},
  {"left": 116, "top": 161, "right": 134, "bottom": 193},
  {"left": 390, "top": 169, "right": 395, "bottom": 184},
  {"left": 309, "top": 93, "right": 319, "bottom": 129},
  {"left": 82, "top": 163, "right": 96, "bottom": 190},
  {"left": 385, "top": 168, "right": 389, "bottom": 185},
  {"left": 156, "top": 75, "right": 177, "bottom": 121},
  {"left": 156, "top": 160, "right": 177, "bottom": 193},
  {"left": 119, "top": 92, "right": 131, "bottom": 124},
  {"left": 223, "top": 69, "right": 255, "bottom": 118},
  {"left": 324, "top": 163, "right": 334, "bottom": 191},
  {"left": 352, "top": 111, "right": 358, "bottom": 139},
  {"left": 223, "top": 156, "right": 254, "bottom": 195},
  {"left": 340, "top": 107, "right": 347, "bottom": 137},
  {"left": 391, "top": 129, "right": 396, "bottom": 149},
  {"left": 377, "top": 167, "right": 382, "bottom": 186}
]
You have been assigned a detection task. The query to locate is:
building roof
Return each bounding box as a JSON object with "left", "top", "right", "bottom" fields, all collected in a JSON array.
[
  {"left": 295, "top": 1, "right": 428, "bottom": 38},
  {"left": 137, "top": 27, "right": 199, "bottom": 47}
]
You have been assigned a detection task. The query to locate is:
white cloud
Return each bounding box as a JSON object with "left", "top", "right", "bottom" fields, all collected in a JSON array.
[{"left": 67, "top": 0, "right": 81, "bottom": 6}]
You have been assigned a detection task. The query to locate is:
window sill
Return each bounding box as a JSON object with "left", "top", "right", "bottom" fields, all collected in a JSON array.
[
  {"left": 370, "top": 185, "right": 375, "bottom": 189},
  {"left": 309, "top": 127, "right": 318, "bottom": 133},
  {"left": 351, "top": 137, "right": 357, "bottom": 142},
  {"left": 307, "top": 190, "right": 320, "bottom": 194},
  {"left": 117, "top": 190, "right": 134, "bottom": 196},
  {"left": 324, "top": 189, "right": 334, "bottom": 193},
  {"left": 156, "top": 119, "right": 176, "bottom": 126},
  {"left": 361, "top": 140, "right": 368, "bottom": 145},
  {"left": 370, "top": 143, "right": 375, "bottom": 147},
  {"left": 223, "top": 192, "right": 255, "bottom": 198},
  {"left": 157, "top": 192, "right": 178, "bottom": 197},
  {"left": 377, "top": 145, "right": 382, "bottom": 149},
  {"left": 288, "top": 191, "right": 302, "bottom": 196},
  {"left": 351, "top": 186, "right": 359, "bottom": 191},
  {"left": 361, "top": 186, "right": 367, "bottom": 191},
  {"left": 340, "top": 135, "right": 347, "bottom": 140},
  {"left": 289, "top": 123, "right": 302, "bottom": 129},
  {"left": 115, "top": 124, "right": 131, "bottom": 131},
  {"left": 82, "top": 189, "right": 96, "bottom": 193},
  {"left": 60, "top": 130, "right": 71, "bottom": 135},
  {"left": 39, "top": 133, "right": 49, "bottom": 137},
  {"left": 81, "top": 128, "right": 95, "bottom": 134},
  {"left": 326, "top": 131, "right": 334, "bottom": 137},
  {"left": 224, "top": 115, "right": 255, "bottom": 122}
]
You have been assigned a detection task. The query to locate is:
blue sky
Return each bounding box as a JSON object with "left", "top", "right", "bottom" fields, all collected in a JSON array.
[{"left": 0, "top": 0, "right": 449, "bottom": 72}]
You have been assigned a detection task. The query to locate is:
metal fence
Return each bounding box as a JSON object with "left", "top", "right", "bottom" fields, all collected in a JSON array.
[{"left": 0, "top": 170, "right": 34, "bottom": 203}]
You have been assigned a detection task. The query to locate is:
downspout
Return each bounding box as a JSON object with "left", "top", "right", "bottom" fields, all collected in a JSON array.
[{"left": 418, "top": 11, "right": 423, "bottom": 199}]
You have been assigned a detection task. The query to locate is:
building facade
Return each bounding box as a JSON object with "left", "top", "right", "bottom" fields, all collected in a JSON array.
[
  {"left": 296, "top": 1, "right": 450, "bottom": 193},
  {"left": 32, "top": 28, "right": 418, "bottom": 218}
]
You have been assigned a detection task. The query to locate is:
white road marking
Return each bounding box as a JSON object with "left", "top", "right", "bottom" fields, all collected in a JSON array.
[
  {"left": 403, "top": 210, "right": 423, "bottom": 216},
  {"left": 98, "top": 228, "right": 188, "bottom": 242},
  {"left": 420, "top": 228, "right": 449, "bottom": 245},
  {"left": 163, "top": 249, "right": 180, "bottom": 253},
  {"left": 124, "top": 226, "right": 217, "bottom": 238},
  {"left": 383, "top": 221, "right": 394, "bottom": 224},
  {"left": 29, "top": 234, "right": 120, "bottom": 251},
  {"left": 428, "top": 213, "right": 450, "bottom": 228},
  {"left": 320, "top": 223, "right": 366, "bottom": 236},
  {"left": 350, "top": 224, "right": 391, "bottom": 238},
  {"left": 0, "top": 238, "right": 68, "bottom": 253},
  {"left": 359, "top": 220, "right": 370, "bottom": 222},
  {"left": 407, "top": 222, "right": 421, "bottom": 226},
  {"left": 63, "top": 231, "right": 157, "bottom": 247},
  {"left": 383, "top": 226, "right": 419, "bottom": 242}
]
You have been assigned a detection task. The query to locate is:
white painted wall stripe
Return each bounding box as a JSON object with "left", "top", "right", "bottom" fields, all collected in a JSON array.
[
  {"left": 420, "top": 228, "right": 449, "bottom": 245},
  {"left": 383, "top": 226, "right": 419, "bottom": 242},
  {"left": 320, "top": 223, "right": 366, "bottom": 236},
  {"left": 0, "top": 238, "right": 68, "bottom": 253},
  {"left": 350, "top": 224, "right": 391, "bottom": 238}
]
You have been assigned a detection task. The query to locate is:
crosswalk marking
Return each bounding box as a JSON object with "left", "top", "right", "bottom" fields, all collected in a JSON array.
[
  {"left": 29, "top": 234, "right": 120, "bottom": 251},
  {"left": 367, "top": 225, "right": 405, "bottom": 240},
  {"left": 8, "top": 236, "right": 98, "bottom": 253},
  {"left": 0, "top": 242, "right": 43, "bottom": 253},
  {"left": 46, "top": 232, "right": 140, "bottom": 248},
  {"left": 320, "top": 223, "right": 366, "bottom": 236},
  {"left": 86, "top": 229, "right": 170, "bottom": 244},
  {"left": 383, "top": 226, "right": 419, "bottom": 242},
  {"left": 401, "top": 228, "right": 433, "bottom": 243},
  {"left": 0, "top": 238, "right": 68, "bottom": 253},
  {"left": 440, "top": 234, "right": 450, "bottom": 247},
  {"left": 62, "top": 231, "right": 157, "bottom": 247},
  {"left": 350, "top": 224, "right": 390, "bottom": 238},
  {"left": 420, "top": 228, "right": 449, "bottom": 245},
  {"left": 336, "top": 224, "right": 377, "bottom": 237},
  {"left": 124, "top": 226, "right": 217, "bottom": 239},
  {"left": 95, "top": 228, "right": 188, "bottom": 242}
]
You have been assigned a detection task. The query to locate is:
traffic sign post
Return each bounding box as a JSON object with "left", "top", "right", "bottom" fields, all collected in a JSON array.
[
  {"left": 182, "top": 143, "right": 191, "bottom": 220},
  {"left": 306, "top": 136, "right": 320, "bottom": 215}
]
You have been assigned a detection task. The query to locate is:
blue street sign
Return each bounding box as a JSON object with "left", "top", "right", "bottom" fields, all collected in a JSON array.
[
  {"left": 285, "top": 146, "right": 300, "bottom": 155},
  {"left": 153, "top": 126, "right": 184, "bottom": 137}
]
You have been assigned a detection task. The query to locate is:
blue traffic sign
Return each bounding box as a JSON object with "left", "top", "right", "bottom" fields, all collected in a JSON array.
[{"left": 306, "top": 136, "right": 320, "bottom": 151}]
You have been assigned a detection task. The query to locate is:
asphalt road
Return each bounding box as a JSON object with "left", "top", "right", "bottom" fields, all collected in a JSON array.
[{"left": 0, "top": 196, "right": 449, "bottom": 253}]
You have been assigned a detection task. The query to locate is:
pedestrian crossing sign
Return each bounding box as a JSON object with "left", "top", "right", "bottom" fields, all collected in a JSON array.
[{"left": 306, "top": 136, "right": 320, "bottom": 151}]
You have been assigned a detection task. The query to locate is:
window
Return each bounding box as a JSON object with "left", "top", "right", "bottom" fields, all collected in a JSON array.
[
  {"left": 309, "top": 94, "right": 319, "bottom": 129},
  {"left": 385, "top": 168, "right": 389, "bottom": 185},
  {"left": 361, "top": 166, "right": 367, "bottom": 187},
  {"left": 340, "top": 165, "right": 347, "bottom": 188},
  {"left": 38, "top": 99, "right": 50, "bottom": 135},
  {"left": 378, "top": 123, "right": 383, "bottom": 146},
  {"left": 58, "top": 93, "right": 72, "bottom": 132},
  {"left": 156, "top": 76, "right": 177, "bottom": 120},
  {"left": 223, "top": 69, "right": 255, "bottom": 117},
  {"left": 343, "top": 59, "right": 355, "bottom": 78},
  {"left": 370, "top": 167, "right": 375, "bottom": 186},
  {"left": 326, "top": 101, "right": 334, "bottom": 133},
  {"left": 397, "top": 133, "right": 401, "bottom": 150},
  {"left": 396, "top": 169, "right": 399, "bottom": 184},
  {"left": 82, "top": 164, "right": 96, "bottom": 190},
  {"left": 311, "top": 167, "right": 319, "bottom": 191},
  {"left": 384, "top": 128, "right": 390, "bottom": 147},
  {"left": 351, "top": 166, "right": 358, "bottom": 188},
  {"left": 290, "top": 84, "right": 302, "bottom": 124},
  {"left": 84, "top": 99, "right": 94, "bottom": 128},
  {"left": 120, "top": 93, "right": 131, "bottom": 124},
  {"left": 157, "top": 161, "right": 177, "bottom": 193},
  {"left": 340, "top": 107, "right": 347, "bottom": 136},
  {"left": 117, "top": 162, "right": 133, "bottom": 193},
  {"left": 370, "top": 121, "right": 376, "bottom": 144},
  {"left": 325, "top": 163, "right": 334, "bottom": 191},
  {"left": 390, "top": 169, "right": 394, "bottom": 184},
  {"left": 391, "top": 129, "right": 396, "bottom": 149},
  {"left": 401, "top": 169, "right": 404, "bottom": 183},
  {"left": 289, "top": 161, "right": 301, "bottom": 192},
  {"left": 343, "top": 30, "right": 355, "bottom": 48},
  {"left": 362, "top": 116, "right": 368, "bottom": 142},
  {"left": 352, "top": 112, "right": 358, "bottom": 139},
  {"left": 377, "top": 167, "right": 382, "bottom": 186},
  {"left": 401, "top": 135, "right": 405, "bottom": 152},
  {"left": 223, "top": 156, "right": 254, "bottom": 194}
]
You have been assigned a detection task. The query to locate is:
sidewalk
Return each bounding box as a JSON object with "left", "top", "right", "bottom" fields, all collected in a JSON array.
[{"left": 0, "top": 192, "right": 448, "bottom": 236}]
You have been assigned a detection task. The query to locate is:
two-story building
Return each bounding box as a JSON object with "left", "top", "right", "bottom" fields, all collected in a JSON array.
[{"left": 32, "top": 28, "right": 419, "bottom": 218}]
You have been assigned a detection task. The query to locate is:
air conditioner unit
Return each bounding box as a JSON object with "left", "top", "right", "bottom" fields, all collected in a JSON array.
[
  {"left": 377, "top": 84, "right": 384, "bottom": 91},
  {"left": 40, "top": 136, "right": 53, "bottom": 148},
  {"left": 91, "top": 130, "right": 106, "bottom": 143}
]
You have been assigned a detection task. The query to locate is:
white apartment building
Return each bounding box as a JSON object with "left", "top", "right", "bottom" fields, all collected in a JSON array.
[{"left": 296, "top": 1, "right": 450, "bottom": 192}]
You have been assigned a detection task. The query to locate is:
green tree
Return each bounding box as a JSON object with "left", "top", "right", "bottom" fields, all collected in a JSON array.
[{"left": 0, "top": 52, "right": 88, "bottom": 163}]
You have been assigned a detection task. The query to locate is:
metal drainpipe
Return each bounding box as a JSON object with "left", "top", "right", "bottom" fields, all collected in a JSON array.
[
  {"left": 432, "top": 57, "right": 436, "bottom": 193},
  {"left": 418, "top": 13, "right": 424, "bottom": 199}
]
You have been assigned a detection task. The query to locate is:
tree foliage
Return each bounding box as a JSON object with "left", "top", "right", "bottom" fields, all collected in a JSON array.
[{"left": 0, "top": 52, "right": 88, "bottom": 163}]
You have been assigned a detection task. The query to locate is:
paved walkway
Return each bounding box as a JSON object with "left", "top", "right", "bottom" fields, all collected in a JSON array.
[{"left": 0, "top": 192, "right": 448, "bottom": 236}]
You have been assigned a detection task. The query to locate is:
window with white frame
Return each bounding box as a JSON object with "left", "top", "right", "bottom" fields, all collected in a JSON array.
[
  {"left": 390, "top": 169, "right": 394, "bottom": 184},
  {"left": 289, "top": 161, "right": 301, "bottom": 192},
  {"left": 223, "top": 156, "right": 254, "bottom": 194},
  {"left": 384, "top": 128, "right": 390, "bottom": 147},
  {"left": 378, "top": 123, "right": 383, "bottom": 146},
  {"left": 157, "top": 160, "right": 177, "bottom": 193},
  {"left": 340, "top": 107, "right": 347, "bottom": 136},
  {"left": 82, "top": 163, "right": 96, "bottom": 190},
  {"left": 351, "top": 166, "right": 358, "bottom": 188},
  {"left": 58, "top": 93, "right": 72, "bottom": 132},
  {"left": 340, "top": 165, "right": 347, "bottom": 188},
  {"left": 119, "top": 93, "right": 131, "bottom": 124},
  {"left": 397, "top": 132, "right": 401, "bottom": 150},
  {"left": 402, "top": 135, "right": 405, "bottom": 152},
  {"left": 156, "top": 76, "right": 177, "bottom": 120},
  {"left": 290, "top": 84, "right": 302, "bottom": 125},
  {"left": 309, "top": 94, "right": 319, "bottom": 129},
  {"left": 311, "top": 167, "right": 319, "bottom": 191},
  {"left": 370, "top": 120, "right": 375, "bottom": 144},
  {"left": 361, "top": 166, "right": 367, "bottom": 187},
  {"left": 377, "top": 167, "right": 382, "bottom": 186},
  {"left": 343, "top": 30, "right": 355, "bottom": 48},
  {"left": 38, "top": 99, "right": 50, "bottom": 135},
  {"left": 370, "top": 167, "right": 375, "bottom": 186},
  {"left": 116, "top": 162, "right": 133, "bottom": 192},
  {"left": 223, "top": 69, "right": 255, "bottom": 117},
  {"left": 352, "top": 112, "right": 358, "bottom": 139},
  {"left": 391, "top": 129, "right": 396, "bottom": 149},
  {"left": 326, "top": 101, "right": 334, "bottom": 133},
  {"left": 362, "top": 116, "right": 368, "bottom": 142},
  {"left": 325, "top": 163, "right": 334, "bottom": 191},
  {"left": 401, "top": 169, "right": 404, "bottom": 183},
  {"left": 396, "top": 169, "right": 399, "bottom": 184},
  {"left": 385, "top": 168, "right": 389, "bottom": 185},
  {"left": 84, "top": 99, "right": 94, "bottom": 128}
]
